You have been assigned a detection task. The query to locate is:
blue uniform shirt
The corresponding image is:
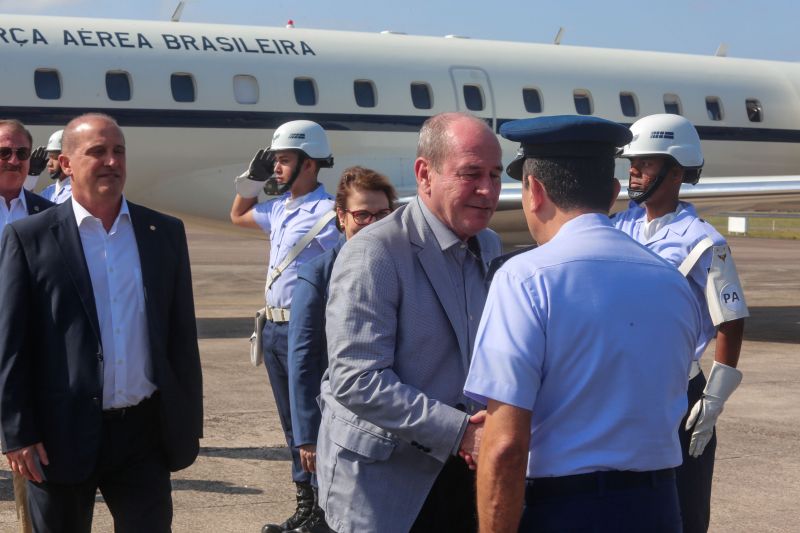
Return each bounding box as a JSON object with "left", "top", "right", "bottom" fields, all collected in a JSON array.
[
  {"left": 612, "top": 201, "right": 727, "bottom": 360},
  {"left": 464, "top": 214, "right": 702, "bottom": 478},
  {"left": 40, "top": 178, "right": 72, "bottom": 204},
  {"left": 252, "top": 184, "right": 339, "bottom": 308}
]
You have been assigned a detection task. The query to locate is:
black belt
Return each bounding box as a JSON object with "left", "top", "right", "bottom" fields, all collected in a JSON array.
[
  {"left": 525, "top": 468, "right": 675, "bottom": 502},
  {"left": 102, "top": 393, "right": 158, "bottom": 420}
]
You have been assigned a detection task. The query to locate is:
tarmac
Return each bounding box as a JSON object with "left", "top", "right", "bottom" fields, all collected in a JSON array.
[{"left": 0, "top": 214, "right": 797, "bottom": 533}]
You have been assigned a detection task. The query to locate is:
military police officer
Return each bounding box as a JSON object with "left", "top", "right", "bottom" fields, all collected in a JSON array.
[
  {"left": 464, "top": 115, "right": 703, "bottom": 532},
  {"left": 39, "top": 130, "right": 72, "bottom": 204},
  {"left": 612, "top": 114, "right": 748, "bottom": 533},
  {"left": 230, "top": 120, "right": 340, "bottom": 533}
]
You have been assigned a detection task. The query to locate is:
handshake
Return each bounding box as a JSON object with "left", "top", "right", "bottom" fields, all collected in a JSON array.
[{"left": 458, "top": 410, "right": 486, "bottom": 471}]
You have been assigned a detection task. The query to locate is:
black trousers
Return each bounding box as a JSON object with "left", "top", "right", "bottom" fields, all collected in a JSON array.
[
  {"left": 677, "top": 371, "right": 717, "bottom": 533},
  {"left": 26, "top": 396, "right": 172, "bottom": 533},
  {"left": 410, "top": 456, "right": 477, "bottom": 533}
]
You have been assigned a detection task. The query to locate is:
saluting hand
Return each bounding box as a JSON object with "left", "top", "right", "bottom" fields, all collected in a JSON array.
[
  {"left": 27, "top": 146, "right": 47, "bottom": 176},
  {"left": 234, "top": 148, "right": 274, "bottom": 198}
]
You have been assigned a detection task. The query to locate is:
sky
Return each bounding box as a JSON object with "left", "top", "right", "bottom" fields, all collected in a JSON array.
[{"left": 0, "top": 0, "right": 797, "bottom": 62}]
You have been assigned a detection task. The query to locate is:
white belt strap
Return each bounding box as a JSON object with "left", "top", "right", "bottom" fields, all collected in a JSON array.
[
  {"left": 265, "top": 210, "right": 336, "bottom": 292},
  {"left": 678, "top": 237, "right": 714, "bottom": 277},
  {"left": 265, "top": 307, "right": 291, "bottom": 323}
]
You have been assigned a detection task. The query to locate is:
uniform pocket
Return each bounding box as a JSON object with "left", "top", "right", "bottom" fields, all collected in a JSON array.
[{"left": 325, "top": 409, "right": 396, "bottom": 462}]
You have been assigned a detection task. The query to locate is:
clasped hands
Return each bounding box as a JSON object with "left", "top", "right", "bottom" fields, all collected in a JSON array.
[{"left": 458, "top": 410, "right": 485, "bottom": 471}]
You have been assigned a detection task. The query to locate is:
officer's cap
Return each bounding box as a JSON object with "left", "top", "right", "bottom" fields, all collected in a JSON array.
[{"left": 500, "top": 115, "right": 633, "bottom": 180}]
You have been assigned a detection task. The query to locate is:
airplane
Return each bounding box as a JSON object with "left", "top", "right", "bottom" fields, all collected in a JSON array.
[{"left": 3, "top": 13, "right": 800, "bottom": 236}]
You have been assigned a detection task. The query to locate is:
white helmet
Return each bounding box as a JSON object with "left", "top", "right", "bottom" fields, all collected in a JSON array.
[
  {"left": 268, "top": 120, "right": 333, "bottom": 168},
  {"left": 46, "top": 129, "right": 63, "bottom": 152},
  {"left": 620, "top": 114, "right": 703, "bottom": 174}
]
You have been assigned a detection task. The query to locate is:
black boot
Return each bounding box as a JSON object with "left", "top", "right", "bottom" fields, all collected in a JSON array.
[
  {"left": 288, "top": 488, "right": 332, "bottom": 533},
  {"left": 262, "top": 482, "right": 315, "bottom": 533}
]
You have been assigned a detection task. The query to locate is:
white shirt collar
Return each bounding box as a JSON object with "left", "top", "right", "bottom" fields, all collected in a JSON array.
[
  {"left": 56, "top": 177, "right": 71, "bottom": 195},
  {"left": 15, "top": 188, "right": 27, "bottom": 212},
  {"left": 71, "top": 195, "right": 130, "bottom": 230},
  {"left": 642, "top": 208, "right": 678, "bottom": 240}
]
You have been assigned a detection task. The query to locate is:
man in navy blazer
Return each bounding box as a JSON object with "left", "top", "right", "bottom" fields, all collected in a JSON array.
[
  {"left": 0, "top": 118, "right": 55, "bottom": 533},
  {"left": 0, "top": 113, "right": 203, "bottom": 532}
]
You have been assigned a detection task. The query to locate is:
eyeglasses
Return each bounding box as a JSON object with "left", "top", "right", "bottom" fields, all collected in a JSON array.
[
  {"left": 345, "top": 209, "right": 392, "bottom": 225},
  {"left": 0, "top": 147, "right": 31, "bottom": 161}
]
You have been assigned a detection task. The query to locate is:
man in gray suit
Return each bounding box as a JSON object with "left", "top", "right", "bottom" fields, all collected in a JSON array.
[{"left": 315, "top": 112, "right": 503, "bottom": 533}]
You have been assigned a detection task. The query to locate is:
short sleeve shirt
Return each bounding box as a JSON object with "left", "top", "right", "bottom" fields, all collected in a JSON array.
[
  {"left": 612, "top": 201, "right": 734, "bottom": 359},
  {"left": 252, "top": 184, "right": 339, "bottom": 308},
  {"left": 464, "top": 214, "right": 701, "bottom": 478}
]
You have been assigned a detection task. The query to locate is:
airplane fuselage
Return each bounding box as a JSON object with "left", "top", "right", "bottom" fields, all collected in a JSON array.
[{"left": 3, "top": 14, "right": 800, "bottom": 220}]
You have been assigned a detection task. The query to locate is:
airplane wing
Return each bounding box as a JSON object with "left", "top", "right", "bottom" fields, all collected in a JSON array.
[{"left": 400, "top": 176, "right": 800, "bottom": 213}]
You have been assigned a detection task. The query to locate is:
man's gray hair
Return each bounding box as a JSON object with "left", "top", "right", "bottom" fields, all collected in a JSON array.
[{"left": 417, "top": 112, "right": 491, "bottom": 172}]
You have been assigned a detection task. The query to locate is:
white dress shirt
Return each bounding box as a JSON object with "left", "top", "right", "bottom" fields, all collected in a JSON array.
[
  {"left": 1, "top": 190, "right": 28, "bottom": 256},
  {"left": 72, "top": 197, "right": 156, "bottom": 409},
  {"left": 1, "top": 189, "right": 28, "bottom": 229}
]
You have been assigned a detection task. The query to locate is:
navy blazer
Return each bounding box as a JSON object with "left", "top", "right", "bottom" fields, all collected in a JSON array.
[
  {"left": 0, "top": 200, "right": 203, "bottom": 483},
  {"left": 23, "top": 188, "right": 55, "bottom": 216},
  {"left": 287, "top": 235, "right": 345, "bottom": 447}
]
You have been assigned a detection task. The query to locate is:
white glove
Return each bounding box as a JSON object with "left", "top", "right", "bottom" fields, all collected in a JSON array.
[
  {"left": 234, "top": 149, "right": 273, "bottom": 198},
  {"left": 685, "top": 361, "right": 742, "bottom": 457}
]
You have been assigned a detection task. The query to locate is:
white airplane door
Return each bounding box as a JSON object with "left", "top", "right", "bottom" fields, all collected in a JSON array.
[{"left": 449, "top": 67, "right": 496, "bottom": 129}]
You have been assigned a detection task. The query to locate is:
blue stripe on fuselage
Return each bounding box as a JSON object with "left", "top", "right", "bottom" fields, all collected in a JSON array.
[{"left": 6, "top": 106, "right": 800, "bottom": 142}]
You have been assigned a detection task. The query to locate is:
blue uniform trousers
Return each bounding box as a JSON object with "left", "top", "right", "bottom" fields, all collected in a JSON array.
[
  {"left": 520, "top": 469, "right": 682, "bottom": 532},
  {"left": 262, "top": 319, "right": 311, "bottom": 484},
  {"left": 677, "top": 371, "right": 717, "bottom": 533}
]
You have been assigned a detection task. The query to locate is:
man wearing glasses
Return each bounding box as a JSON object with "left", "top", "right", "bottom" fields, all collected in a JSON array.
[
  {"left": 0, "top": 119, "right": 54, "bottom": 533},
  {"left": 0, "top": 120, "right": 54, "bottom": 237},
  {"left": 315, "top": 113, "right": 503, "bottom": 533},
  {"left": 231, "top": 120, "right": 340, "bottom": 533}
]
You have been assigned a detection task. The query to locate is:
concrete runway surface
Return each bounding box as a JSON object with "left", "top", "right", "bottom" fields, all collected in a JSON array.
[{"left": 0, "top": 214, "right": 797, "bottom": 532}]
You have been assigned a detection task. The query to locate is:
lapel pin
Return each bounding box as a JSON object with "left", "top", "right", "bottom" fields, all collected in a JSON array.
[
  {"left": 34, "top": 206, "right": 40, "bottom": 212},
  {"left": 149, "top": 225, "right": 156, "bottom": 231}
]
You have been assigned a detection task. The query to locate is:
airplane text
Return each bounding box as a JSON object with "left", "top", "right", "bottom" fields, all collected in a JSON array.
[{"left": 0, "top": 26, "right": 316, "bottom": 56}]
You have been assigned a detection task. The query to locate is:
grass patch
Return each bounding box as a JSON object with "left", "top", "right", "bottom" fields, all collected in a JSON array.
[{"left": 705, "top": 215, "right": 800, "bottom": 240}]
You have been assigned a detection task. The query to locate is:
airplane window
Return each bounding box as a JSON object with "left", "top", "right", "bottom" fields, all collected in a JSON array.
[
  {"left": 233, "top": 75, "right": 259, "bottom": 105},
  {"left": 106, "top": 72, "right": 131, "bottom": 101},
  {"left": 523, "top": 88, "right": 542, "bottom": 113},
  {"left": 619, "top": 92, "right": 638, "bottom": 117},
  {"left": 411, "top": 83, "right": 432, "bottom": 109},
  {"left": 294, "top": 78, "right": 317, "bottom": 106},
  {"left": 573, "top": 90, "right": 593, "bottom": 115},
  {"left": 34, "top": 69, "right": 61, "bottom": 100},
  {"left": 746, "top": 99, "right": 763, "bottom": 122},
  {"left": 171, "top": 73, "right": 196, "bottom": 103},
  {"left": 354, "top": 80, "right": 376, "bottom": 108},
  {"left": 463, "top": 85, "right": 484, "bottom": 111},
  {"left": 706, "top": 97, "right": 723, "bottom": 121},
  {"left": 663, "top": 94, "right": 682, "bottom": 115}
]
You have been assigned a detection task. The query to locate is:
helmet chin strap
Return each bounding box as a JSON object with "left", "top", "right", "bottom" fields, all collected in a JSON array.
[
  {"left": 628, "top": 159, "right": 674, "bottom": 205},
  {"left": 262, "top": 152, "right": 308, "bottom": 197}
]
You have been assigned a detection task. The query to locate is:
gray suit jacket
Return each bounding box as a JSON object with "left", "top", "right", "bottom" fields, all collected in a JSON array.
[{"left": 316, "top": 198, "right": 501, "bottom": 533}]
